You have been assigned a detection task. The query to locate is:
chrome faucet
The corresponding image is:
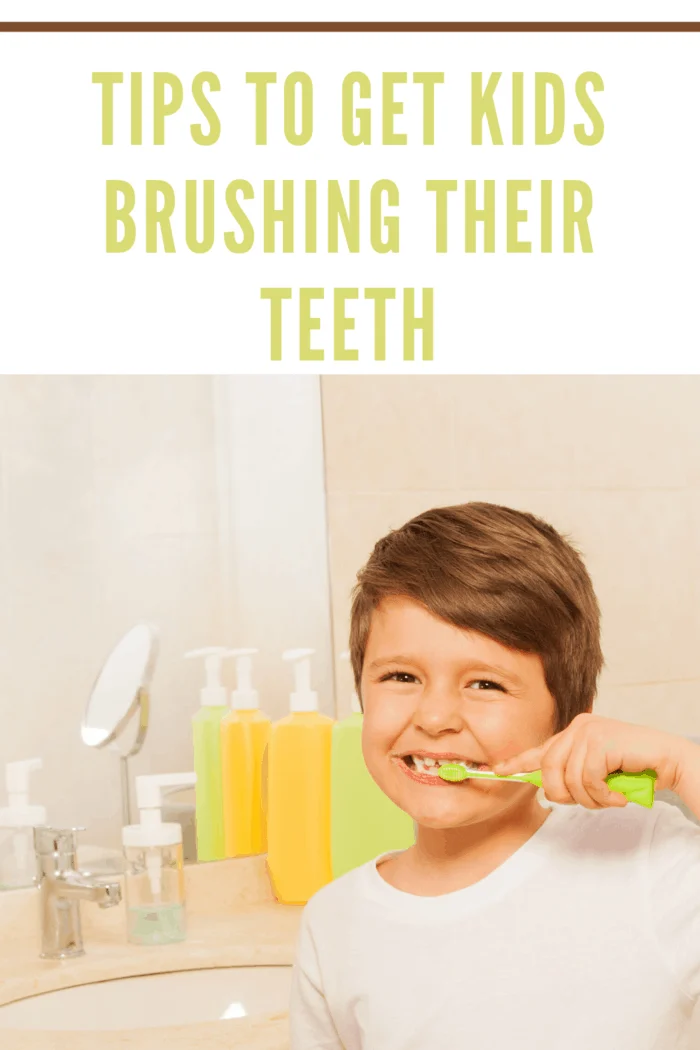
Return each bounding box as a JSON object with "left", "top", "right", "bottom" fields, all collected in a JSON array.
[{"left": 33, "top": 827, "right": 122, "bottom": 959}]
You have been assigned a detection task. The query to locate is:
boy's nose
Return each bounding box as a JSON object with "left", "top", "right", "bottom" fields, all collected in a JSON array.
[{"left": 411, "top": 687, "right": 463, "bottom": 734}]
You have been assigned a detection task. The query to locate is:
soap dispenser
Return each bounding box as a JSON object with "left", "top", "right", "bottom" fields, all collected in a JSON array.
[
  {"left": 331, "top": 652, "right": 415, "bottom": 879},
  {"left": 0, "top": 758, "right": 47, "bottom": 890},
  {"left": 221, "top": 649, "right": 272, "bottom": 858},
  {"left": 187, "top": 647, "right": 233, "bottom": 862},
  {"left": 122, "top": 772, "right": 196, "bottom": 945},
  {"left": 266, "top": 649, "right": 334, "bottom": 905}
]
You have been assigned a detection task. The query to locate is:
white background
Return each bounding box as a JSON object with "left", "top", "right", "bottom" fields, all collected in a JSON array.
[{"left": 0, "top": 27, "right": 698, "bottom": 371}]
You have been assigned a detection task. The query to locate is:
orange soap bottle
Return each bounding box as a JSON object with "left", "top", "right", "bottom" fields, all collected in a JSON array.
[
  {"left": 221, "top": 649, "right": 271, "bottom": 858},
  {"left": 266, "top": 648, "right": 334, "bottom": 905}
]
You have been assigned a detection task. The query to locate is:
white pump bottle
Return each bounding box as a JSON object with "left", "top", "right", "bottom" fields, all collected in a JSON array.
[
  {"left": 0, "top": 758, "right": 47, "bottom": 889},
  {"left": 122, "top": 772, "right": 197, "bottom": 886},
  {"left": 230, "top": 648, "right": 260, "bottom": 710},
  {"left": 185, "top": 646, "right": 232, "bottom": 707},
  {"left": 282, "top": 648, "right": 319, "bottom": 712}
]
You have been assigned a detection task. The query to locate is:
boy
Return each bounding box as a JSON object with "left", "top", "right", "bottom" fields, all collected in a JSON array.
[{"left": 289, "top": 502, "right": 700, "bottom": 1050}]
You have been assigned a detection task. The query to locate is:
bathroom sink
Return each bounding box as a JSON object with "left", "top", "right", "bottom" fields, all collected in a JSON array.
[{"left": 0, "top": 965, "right": 293, "bottom": 1030}]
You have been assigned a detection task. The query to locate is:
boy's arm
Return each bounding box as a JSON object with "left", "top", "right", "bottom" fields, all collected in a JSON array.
[
  {"left": 672, "top": 739, "right": 700, "bottom": 821},
  {"left": 289, "top": 912, "right": 345, "bottom": 1050}
]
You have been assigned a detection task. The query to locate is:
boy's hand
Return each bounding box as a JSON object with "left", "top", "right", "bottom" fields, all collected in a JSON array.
[{"left": 491, "top": 713, "right": 695, "bottom": 810}]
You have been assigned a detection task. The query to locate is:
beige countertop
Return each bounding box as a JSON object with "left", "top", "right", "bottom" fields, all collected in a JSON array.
[{"left": 0, "top": 856, "right": 303, "bottom": 1049}]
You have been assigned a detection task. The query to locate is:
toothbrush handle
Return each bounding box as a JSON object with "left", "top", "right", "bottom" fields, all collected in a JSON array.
[
  {"left": 524, "top": 768, "right": 657, "bottom": 808},
  {"left": 605, "top": 768, "right": 657, "bottom": 808},
  {"left": 439, "top": 765, "right": 657, "bottom": 808}
]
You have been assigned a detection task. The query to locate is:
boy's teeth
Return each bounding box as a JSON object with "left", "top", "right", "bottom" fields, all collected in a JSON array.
[{"left": 410, "top": 756, "right": 480, "bottom": 775}]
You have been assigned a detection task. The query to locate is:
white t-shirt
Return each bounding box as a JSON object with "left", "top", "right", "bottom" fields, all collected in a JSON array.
[{"left": 289, "top": 801, "right": 700, "bottom": 1050}]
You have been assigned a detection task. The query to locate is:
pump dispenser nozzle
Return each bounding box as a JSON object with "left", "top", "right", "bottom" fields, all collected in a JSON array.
[
  {"left": 283, "top": 648, "right": 319, "bottom": 712},
  {"left": 230, "top": 648, "right": 259, "bottom": 710},
  {"left": 134, "top": 773, "right": 197, "bottom": 830},
  {"left": 185, "top": 647, "right": 234, "bottom": 707},
  {"left": 339, "top": 651, "right": 361, "bottom": 714},
  {"left": 122, "top": 772, "right": 197, "bottom": 896}
]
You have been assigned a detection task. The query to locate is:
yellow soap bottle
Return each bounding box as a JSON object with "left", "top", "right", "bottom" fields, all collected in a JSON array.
[
  {"left": 221, "top": 649, "right": 271, "bottom": 858},
  {"left": 266, "top": 648, "right": 334, "bottom": 905}
]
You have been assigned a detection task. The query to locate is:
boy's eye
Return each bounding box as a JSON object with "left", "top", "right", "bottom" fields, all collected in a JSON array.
[
  {"left": 379, "top": 671, "right": 418, "bottom": 684},
  {"left": 378, "top": 673, "right": 505, "bottom": 692}
]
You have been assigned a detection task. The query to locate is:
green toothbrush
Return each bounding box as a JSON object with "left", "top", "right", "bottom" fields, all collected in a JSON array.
[{"left": 437, "top": 763, "right": 657, "bottom": 808}]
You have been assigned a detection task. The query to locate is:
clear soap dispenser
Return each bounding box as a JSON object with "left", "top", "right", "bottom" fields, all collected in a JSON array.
[
  {"left": 122, "top": 772, "right": 196, "bottom": 945},
  {"left": 0, "top": 758, "right": 47, "bottom": 890}
]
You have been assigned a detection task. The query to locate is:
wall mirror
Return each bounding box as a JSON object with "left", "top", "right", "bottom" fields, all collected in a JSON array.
[{"left": 0, "top": 376, "right": 335, "bottom": 874}]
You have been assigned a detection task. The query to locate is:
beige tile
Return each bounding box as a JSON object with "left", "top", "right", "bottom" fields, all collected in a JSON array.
[
  {"left": 451, "top": 375, "right": 700, "bottom": 490},
  {"left": 322, "top": 376, "right": 456, "bottom": 491},
  {"left": 595, "top": 679, "right": 700, "bottom": 738},
  {"left": 0, "top": 549, "right": 101, "bottom": 818},
  {"left": 0, "top": 377, "right": 93, "bottom": 465},
  {"left": 93, "top": 455, "right": 218, "bottom": 543},
  {"left": 88, "top": 377, "right": 216, "bottom": 469},
  {"left": 0, "top": 380, "right": 106, "bottom": 820},
  {"left": 0, "top": 382, "right": 96, "bottom": 557},
  {"left": 90, "top": 377, "right": 219, "bottom": 541},
  {"left": 67, "top": 747, "right": 125, "bottom": 848},
  {"left": 0, "top": 380, "right": 100, "bottom": 785},
  {"left": 95, "top": 533, "right": 220, "bottom": 635}
]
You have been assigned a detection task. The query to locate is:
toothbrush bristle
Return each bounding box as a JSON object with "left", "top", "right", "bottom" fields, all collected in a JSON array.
[
  {"left": 437, "top": 764, "right": 533, "bottom": 784},
  {"left": 437, "top": 763, "right": 470, "bottom": 782}
]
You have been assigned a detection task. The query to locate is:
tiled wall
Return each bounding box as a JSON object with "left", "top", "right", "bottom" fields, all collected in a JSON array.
[{"left": 321, "top": 376, "right": 700, "bottom": 730}]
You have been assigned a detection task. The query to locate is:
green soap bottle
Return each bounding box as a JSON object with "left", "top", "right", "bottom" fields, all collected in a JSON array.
[
  {"left": 331, "top": 653, "right": 415, "bottom": 879},
  {"left": 187, "top": 647, "right": 233, "bottom": 863}
]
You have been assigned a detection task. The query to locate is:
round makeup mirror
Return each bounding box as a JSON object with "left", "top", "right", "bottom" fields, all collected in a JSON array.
[{"left": 81, "top": 624, "right": 159, "bottom": 824}]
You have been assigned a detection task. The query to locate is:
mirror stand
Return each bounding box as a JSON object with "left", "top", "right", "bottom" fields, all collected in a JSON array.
[
  {"left": 81, "top": 623, "right": 158, "bottom": 831},
  {"left": 116, "top": 688, "right": 150, "bottom": 826}
]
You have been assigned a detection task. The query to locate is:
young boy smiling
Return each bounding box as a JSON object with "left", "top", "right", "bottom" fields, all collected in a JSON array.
[{"left": 289, "top": 502, "right": 700, "bottom": 1050}]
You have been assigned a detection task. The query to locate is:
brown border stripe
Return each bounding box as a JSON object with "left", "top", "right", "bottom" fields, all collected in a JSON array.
[{"left": 1, "top": 21, "right": 700, "bottom": 32}]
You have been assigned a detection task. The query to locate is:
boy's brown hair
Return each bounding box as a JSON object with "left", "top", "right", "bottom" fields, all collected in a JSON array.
[{"left": 349, "top": 502, "right": 603, "bottom": 732}]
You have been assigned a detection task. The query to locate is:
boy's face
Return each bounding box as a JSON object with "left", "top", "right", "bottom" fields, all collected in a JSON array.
[{"left": 361, "top": 596, "right": 558, "bottom": 831}]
